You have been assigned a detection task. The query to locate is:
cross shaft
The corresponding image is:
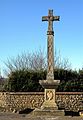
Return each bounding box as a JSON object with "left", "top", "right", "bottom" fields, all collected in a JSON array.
[{"left": 42, "top": 10, "right": 60, "bottom": 81}]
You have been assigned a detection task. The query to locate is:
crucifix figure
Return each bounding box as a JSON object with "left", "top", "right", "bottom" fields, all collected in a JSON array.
[{"left": 42, "top": 10, "right": 60, "bottom": 81}]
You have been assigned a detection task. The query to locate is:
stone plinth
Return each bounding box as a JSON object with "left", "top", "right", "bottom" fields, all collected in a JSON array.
[
  {"left": 39, "top": 80, "right": 60, "bottom": 110},
  {"left": 33, "top": 80, "right": 64, "bottom": 116},
  {"left": 33, "top": 109, "right": 64, "bottom": 116}
]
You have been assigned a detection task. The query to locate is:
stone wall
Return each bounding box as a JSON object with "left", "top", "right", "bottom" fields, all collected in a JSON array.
[
  {"left": 0, "top": 92, "right": 44, "bottom": 112},
  {"left": 0, "top": 92, "right": 83, "bottom": 112},
  {"left": 56, "top": 92, "right": 83, "bottom": 112}
]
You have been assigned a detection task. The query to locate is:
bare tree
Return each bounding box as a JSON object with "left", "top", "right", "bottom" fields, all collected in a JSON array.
[
  {"left": 29, "top": 50, "right": 46, "bottom": 71},
  {"left": 4, "top": 49, "right": 71, "bottom": 76},
  {"left": 54, "top": 50, "right": 71, "bottom": 70},
  {"left": 4, "top": 49, "right": 46, "bottom": 74}
]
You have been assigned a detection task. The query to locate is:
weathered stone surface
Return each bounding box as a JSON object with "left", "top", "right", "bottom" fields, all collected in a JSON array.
[
  {"left": 0, "top": 92, "right": 44, "bottom": 112},
  {"left": 0, "top": 92, "right": 82, "bottom": 112},
  {"left": 41, "top": 89, "right": 58, "bottom": 110},
  {"left": 56, "top": 92, "right": 83, "bottom": 112}
]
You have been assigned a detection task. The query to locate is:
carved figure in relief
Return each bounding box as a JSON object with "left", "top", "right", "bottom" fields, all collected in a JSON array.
[{"left": 46, "top": 90, "right": 53, "bottom": 100}]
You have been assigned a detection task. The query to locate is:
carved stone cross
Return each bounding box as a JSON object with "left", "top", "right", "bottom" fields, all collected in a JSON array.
[
  {"left": 34, "top": 10, "right": 64, "bottom": 115},
  {"left": 42, "top": 10, "right": 60, "bottom": 81},
  {"left": 40, "top": 9, "right": 60, "bottom": 110}
]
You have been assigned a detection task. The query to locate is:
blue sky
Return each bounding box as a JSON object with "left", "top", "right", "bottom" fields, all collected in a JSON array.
[{"left": 0, "top": 0, "right": 83, "bottom": 76}]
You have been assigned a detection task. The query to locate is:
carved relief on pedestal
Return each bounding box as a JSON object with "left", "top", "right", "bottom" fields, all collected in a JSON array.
[{"left": 46, "top": 90, "right": 53, "bottom": 101}]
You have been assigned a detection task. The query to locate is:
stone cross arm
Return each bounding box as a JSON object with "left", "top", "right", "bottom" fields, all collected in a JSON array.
[{"left": 42, "top": 16, "right": 60, "bottom": 21}]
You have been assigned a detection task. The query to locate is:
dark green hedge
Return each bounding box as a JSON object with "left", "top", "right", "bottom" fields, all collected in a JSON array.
[{"left": 4, "top": 69, "right": 83, "bottom": 92}]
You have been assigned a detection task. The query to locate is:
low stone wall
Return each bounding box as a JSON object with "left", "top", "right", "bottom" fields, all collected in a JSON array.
[
  {"left": 56, "top": 92, "right": 83, "bottom": 112},
  {"left": 0, "top": 92, "right": 83, "bottom": 112},
  {"left": 0, "top": 92, "right": 44, "bottom": 112}
]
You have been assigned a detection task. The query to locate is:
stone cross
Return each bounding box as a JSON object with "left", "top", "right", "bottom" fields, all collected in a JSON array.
[
  {"left": 42, "top": 10, "right": 60, "bottom": 81},
  {"left": 34, "top": 10, "right": 64, "bottom": 115}
]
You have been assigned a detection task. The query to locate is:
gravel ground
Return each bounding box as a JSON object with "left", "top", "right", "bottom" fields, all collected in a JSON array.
[{"left": 0, "top": 113, "right": 83, "bottom": 120}]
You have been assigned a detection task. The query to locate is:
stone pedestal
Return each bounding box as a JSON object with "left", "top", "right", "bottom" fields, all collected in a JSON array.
[
  {"left": 33, "top": 80, "right": 64, "bottom": 116},
  {"left": 42, "top": 89, "right": 58, "bottom": 109},
  {"left": 39, "top": 80, "right": 59, "bottom": 110}
]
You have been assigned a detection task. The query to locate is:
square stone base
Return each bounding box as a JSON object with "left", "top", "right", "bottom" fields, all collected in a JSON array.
[{"left": 33, "top": 108, "right": 64, "bottom": 116}]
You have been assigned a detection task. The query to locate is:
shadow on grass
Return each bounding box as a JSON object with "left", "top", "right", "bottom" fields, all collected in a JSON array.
[
  {"left": 65, "top": 111, "right": 79, "bottom": 116},
  {"left": 19, "top": 108, "right": 80, "bottom": 117},
  {"left": 19, "top": 108, "right": 34, "bottom": 114}
]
